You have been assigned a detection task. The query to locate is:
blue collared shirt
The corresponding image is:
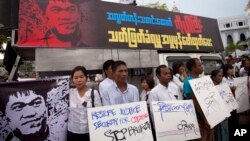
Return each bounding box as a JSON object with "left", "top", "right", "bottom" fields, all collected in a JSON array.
[{"left": 102, "top": 82, "right": 139, "bottom": 106}]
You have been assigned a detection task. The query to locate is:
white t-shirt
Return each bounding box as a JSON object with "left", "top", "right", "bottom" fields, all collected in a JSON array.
[{"left": 68, "top": 88, "right": 102, "bottom": 134}]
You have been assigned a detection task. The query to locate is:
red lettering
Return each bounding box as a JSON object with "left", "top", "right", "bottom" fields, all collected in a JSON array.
[
  {"left": 174, "top": 15, "right": 203, "bottom": 34},
  {"left": 131, "top": 113, "right": 148, "bottom": 123}
]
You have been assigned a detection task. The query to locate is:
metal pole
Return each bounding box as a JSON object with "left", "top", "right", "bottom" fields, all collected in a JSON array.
[{"left": 8, "top": 55, "right": 20, "bottom": 81}]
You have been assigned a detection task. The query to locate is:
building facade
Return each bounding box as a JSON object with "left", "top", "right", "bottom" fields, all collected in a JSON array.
[
  {"left": 218, "top": 15, "right": 250, "bottom": 48},
  {"left": 218, "top": 0, "right": 250, "bottom": 49}
]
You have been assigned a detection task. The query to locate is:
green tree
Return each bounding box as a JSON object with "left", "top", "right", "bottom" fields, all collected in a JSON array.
[
  {"left": 239, "top": 37, "right": 250, "bottom": 48},
  {"left": 0, "top": 35, "right": 10, "bottom": 54},
  {"left": 142, "top": 1, "right": 169, "bottom": 11},
  {"left": 224, "top": 40, "right": 247, "bottom": 57}
]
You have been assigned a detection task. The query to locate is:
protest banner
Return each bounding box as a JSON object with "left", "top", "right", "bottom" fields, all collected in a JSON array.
[
  {"left": 0, "top": 76, "right": 69, "bottom": 141},
  {"left": 18, "top": 0, "right": 223, "bottom": 53},
  {"left": 216, "top": 83, "right": 238, "bottom": 112},
  {"left": 151, "top": 100, "right": 201, "bottom": 141},
  {"left": 189, "top": 76, "right": 230, "bottom": 128},
  {"left": 234, "top": 77, "right": 250, "bottom": 113},
  {"left": 87, "top": 101, "right": 154, "bottom": 141}
]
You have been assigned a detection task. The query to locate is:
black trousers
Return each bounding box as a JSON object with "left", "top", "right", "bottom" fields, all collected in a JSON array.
[
  {"left": 228, "top": 110, "right": 238, "bottom": 141},
  {"left": 67, "top": 131, "right": 90, "bottom": 141}
]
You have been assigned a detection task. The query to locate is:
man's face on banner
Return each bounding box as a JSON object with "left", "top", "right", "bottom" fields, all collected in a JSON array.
[
  {"left": 45, "top": 0, "right": 80, "bottom": 35},
  {"left": 5, "top": 90, "right": 47, "bottom": 135}
]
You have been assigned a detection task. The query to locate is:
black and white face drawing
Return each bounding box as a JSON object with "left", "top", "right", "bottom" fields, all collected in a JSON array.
[
  {"left": 0, "top": 77, "right": 70, "bottom": 141},
  {"left": 5, "top": 90, "right": 47, "bottom": 135}
]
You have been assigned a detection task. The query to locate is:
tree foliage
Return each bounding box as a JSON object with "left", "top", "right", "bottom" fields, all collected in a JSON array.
[
  {"left": 224, "top": 40, "right": 248, "bottom": 56},
  {"left": 0, "top": 35, "right": 10, "bottom": 53},
  {"left": 143, "top": 2, "right": 169, "bottom": 11}
]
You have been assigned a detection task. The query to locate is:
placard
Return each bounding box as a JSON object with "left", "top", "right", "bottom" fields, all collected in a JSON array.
[
  {"left": 215, "top": 83, "right": 238, "bottom": 112},
  {"left": 234, "top": 77, "right": 250, "bottom": 113},
  {"left": 87, "top": 101, "right": 154, "bottom": 141},
  {"left": 151, "top": 100, "right": 201, "bottom": 141},
  {"left": 18, "top": 0, "right": 223, "bottom": 52},
  {"left": 189, "top": 76, "right": 230, "bottom": 128}
]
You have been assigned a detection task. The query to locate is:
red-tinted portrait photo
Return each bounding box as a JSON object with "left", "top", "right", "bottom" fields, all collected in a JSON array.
[{"left": 18, "top": 0, "right": 94, "bottom": 48}]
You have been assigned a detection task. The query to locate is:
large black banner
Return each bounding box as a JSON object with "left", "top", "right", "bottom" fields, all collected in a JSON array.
[
  {"left": 0, "top": 77, "right": 69, "bottom": 141},
  {"left": 18, "top": 0, "right": 223, "bottom": 52}
]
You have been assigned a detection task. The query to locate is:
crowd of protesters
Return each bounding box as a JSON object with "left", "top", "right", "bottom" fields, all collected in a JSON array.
[
  {"left": 65, "top": 55, "right": 249, "bottom": 141},
  {"left": 1, "top": 55, "right": 249, "bottom": 141}
]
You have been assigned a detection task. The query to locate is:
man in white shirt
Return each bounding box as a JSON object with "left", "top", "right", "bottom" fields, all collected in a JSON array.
[
  {"left": 147, "top": 65, "right": 179, "bottom": 137},
  {"left": 102, "top": 60, "right": 139, "bottom": 106},
  {"left": 99, "top": 60, "right": 114, "bottom": 97},
  {"left": 239, "top": 59, "right": 250, "bottom": 77},
  {"left": 148, "top": 65, "right": 179, "bottom": 103}
]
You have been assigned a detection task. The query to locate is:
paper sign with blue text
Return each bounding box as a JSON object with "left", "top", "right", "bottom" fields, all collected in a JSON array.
[
  {"left": 234, "top": 77, "right": 250, "bottom": 113},
  {"left": 189, "top": 76, "right": 231, "bottom": 128},
  {"left": 151, "top": 100, "right": 201, "bottom": 141},
  {"left": 87, "top": 101, "right": 154, "bottom": 141},
  {"left": 216, "top": 83, "right": 238, "bottom": 112}
]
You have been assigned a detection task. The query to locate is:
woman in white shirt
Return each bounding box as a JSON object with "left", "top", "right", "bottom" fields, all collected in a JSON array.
[
  {"left": 222, "top": 64, "right": 236, "bottom": 95},
  {"left": 68, "top": 66, "right": 102, "bottom": 141},
  {"left": 172, "top": 61, "right": 187, "bottom": 99},
  {"left": 140, "top": 75, "right": 155, "bottom": 103}
]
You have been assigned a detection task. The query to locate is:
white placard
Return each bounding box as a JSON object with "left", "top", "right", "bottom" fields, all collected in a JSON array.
[
  {"left": 189, "top": 76, "right": 231, "bottom": 128},
  {"left": 234, "top": 77, "right": 250, "bottom": 113},
  {"left": 87, "top": 102, "right": 154, "bottom": 141},
  {"left": 216, "top": 83, "right": 238, "bottom": 112},
  {"left": 151, "top": 100, "right": 201, "bottom": 141}
]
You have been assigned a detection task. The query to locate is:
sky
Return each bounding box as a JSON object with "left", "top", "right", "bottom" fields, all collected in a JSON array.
[{"left": 102, "top": 0, "right": 249, "bottom": 19}]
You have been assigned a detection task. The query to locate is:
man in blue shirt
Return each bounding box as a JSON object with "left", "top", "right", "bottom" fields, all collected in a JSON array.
[
  {"left": 102, "top": 60, "right": 139, "bottom": 106},
  {"left": 183, "top": 58, "right": 214, "bottom": 141}
]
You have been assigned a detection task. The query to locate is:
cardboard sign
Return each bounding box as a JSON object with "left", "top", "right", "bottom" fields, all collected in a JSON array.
[
  {"left": 87, "top": 101, "right": 154, "bottom": 141},
  {"left": 189, "top": 76, "right": 230, "bottom": 128},
  {"left": 151, "top": 100, "right": 201, "bottom": 141},
  {"left": 234, "top": 77, "right": 250, "bottom": 113},
  {"left": 216, "top": 83, "right": 238, "bottom": 112}
]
